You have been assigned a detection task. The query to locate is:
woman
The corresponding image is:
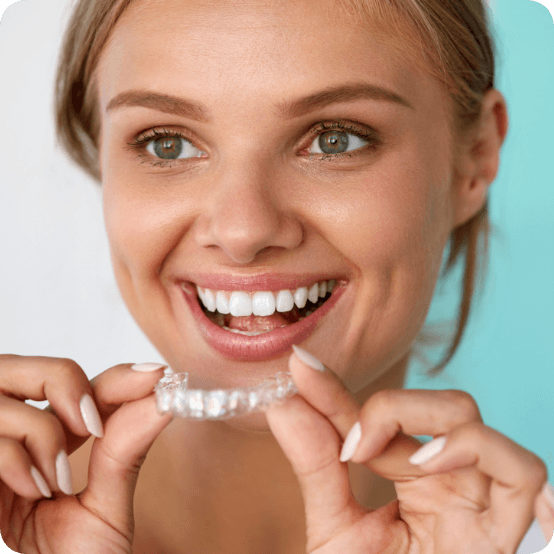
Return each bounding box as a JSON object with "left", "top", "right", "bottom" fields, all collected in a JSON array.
[{"left": 0, "top": 0, "right": 552, "bottom": 552}]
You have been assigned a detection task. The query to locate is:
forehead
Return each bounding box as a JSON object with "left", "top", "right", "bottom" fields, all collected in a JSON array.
[{"left": 96, "top": 0, "right": 441, "bottom": 121}]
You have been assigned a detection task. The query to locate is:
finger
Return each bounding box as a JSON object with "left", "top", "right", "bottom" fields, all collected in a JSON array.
[
  {"left": 351, "top": 387, "right": 483, "bottom": 464},
  {"left": 79, "top": 392, "right": 174, "bottom": 543},
  {"left": 289, "top": 346, "right": 361, "bottom": 438},
  {"left": 288, "top": 348, "right": 429, "bottom": 481},
  {"left": 0, "top": 437, "right": 51, "bottom": 499},
  {"left": 86, "top": 362, "right": 168, "bottom": 416},
  {"left": 266, "top": 394, "right": 366, "bottom": 551},
  {"left": 0, "top": 395, "right": 71, "bottom": 495},
  {"left": 0, "top": 355, "right": 98, "bottom": 439},
  {"left": 45, "top": 362, "right": 167, "bottom": 454},
  {"left": 409, "top": 421, "right": 548, "bottom": 553}
]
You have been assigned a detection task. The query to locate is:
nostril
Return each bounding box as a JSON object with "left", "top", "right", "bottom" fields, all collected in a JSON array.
[{"left": 193, "top": 192, "right": 303, "bottom": 264}]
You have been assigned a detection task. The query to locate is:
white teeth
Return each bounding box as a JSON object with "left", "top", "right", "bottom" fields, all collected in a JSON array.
[
  {"left": 276, "top": 290, "right": 294, "bottom": 312},
  {"left": 229, "top": 291, "right": 252, "bottom": 317},
  {"left": 203, "top": 289, "right": 216, "bottom": 312},
  {"left": 216, "top": 291, "right": 230, "bottom": 314},
  {"left": 318, "top": 281, "right": 327, "bottom": 298},
  {"left": 293, "top": 287, "right": 308, "bottom": 309},
  {"left": 197, "top": 280, "right": 337, "bottom": 316},
  {"left": 197, "top": 287, "right": 205, "bottom": 304},
  {"left": 252, "top": 292, "right": 276, "bottom": 316}
]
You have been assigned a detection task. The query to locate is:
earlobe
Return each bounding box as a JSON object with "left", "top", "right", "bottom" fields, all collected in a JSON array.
[
  {"left": 451, "top": 89, "right": 508, "bottom": 229},
  {"left": 452, "top": 176, "right": 490, "bottom": 228}
]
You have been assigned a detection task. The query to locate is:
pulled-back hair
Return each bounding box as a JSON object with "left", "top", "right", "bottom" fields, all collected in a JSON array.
[{"left": 54, "top": 0, "right": 497, "bottom": 377}]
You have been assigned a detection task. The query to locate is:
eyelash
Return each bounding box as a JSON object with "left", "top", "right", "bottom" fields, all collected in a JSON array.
[{"left": 126, "top": 121, "right": 380, "bottom": 168}]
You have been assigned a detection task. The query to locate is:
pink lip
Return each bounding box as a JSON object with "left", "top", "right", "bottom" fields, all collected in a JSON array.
[
  {"left": 184, "top": 273, "right": 346, "bottom": 292},
  {"left": 181, "top": 280, "right": 347, "bottom": 361}
]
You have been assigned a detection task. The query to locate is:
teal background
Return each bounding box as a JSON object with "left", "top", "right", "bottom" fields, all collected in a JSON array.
[{"left": 406, "top": 1, "right": 554, "bottom": 481}]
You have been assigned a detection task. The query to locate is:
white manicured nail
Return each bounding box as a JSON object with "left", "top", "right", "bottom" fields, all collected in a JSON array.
[
  {"left": 56, "top": 450, "right": 73, "bottom": 495},
  {"left": 409, "top": 436, "right": 447, "bottom": 465},
  {"left": 131, "top": 362, "right": 167, "bottom": 372},
  {"left": 30, "top": 465, "right": 51, "bottom": 498},
  {"left": 542, "top": 482, "right": 554, "bottom": 511},
  {"left": 292, "top": 345, "right": 325, "bottom": 372},
  {"left": 80, "top": 394, "right": 104, "bottom": 438},
  {"left": 340, "top": 421, "right": 362, "bottom": 462}
]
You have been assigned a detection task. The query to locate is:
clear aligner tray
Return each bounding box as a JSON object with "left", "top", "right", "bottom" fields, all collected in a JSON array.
[{"left": 155, "top": 370, "right": 298, "bottom": 420}]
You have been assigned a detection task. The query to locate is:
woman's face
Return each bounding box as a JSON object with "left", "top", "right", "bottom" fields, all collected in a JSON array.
[{"left": 96, "top": 0, "right": 459, "bottom": 396}]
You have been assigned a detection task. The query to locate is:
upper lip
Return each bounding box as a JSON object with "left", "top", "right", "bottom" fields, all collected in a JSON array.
[{"left": 179, "top": 272, "right": 349, "bottom": 292}]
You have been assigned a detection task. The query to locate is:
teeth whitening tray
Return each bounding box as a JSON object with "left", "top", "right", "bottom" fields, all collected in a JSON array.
[{"left": 155, "top": 369, "right": 298, "bottom": 420}]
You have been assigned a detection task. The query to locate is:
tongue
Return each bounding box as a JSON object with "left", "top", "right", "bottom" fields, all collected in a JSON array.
[{"left": 224, "top": 308, "right": 301, "bottom": 332}]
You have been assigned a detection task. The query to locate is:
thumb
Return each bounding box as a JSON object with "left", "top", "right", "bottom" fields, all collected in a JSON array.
[
  {"left": 266, "top": 395, "right": 366, "bottom": 551},
  {"left": 79, "top": 391, "right": 173, "bottom": 542}
]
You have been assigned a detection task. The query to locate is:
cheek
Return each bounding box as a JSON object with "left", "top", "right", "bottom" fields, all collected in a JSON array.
[
  {"left": 322, "top": 152, "right": 453, "bottom": 388},
  {"left": 101, "top": 156, "right": 195, "bottom": 300},
  {"left": 324, "top": 156, "right": 451, "bottom": 279}
]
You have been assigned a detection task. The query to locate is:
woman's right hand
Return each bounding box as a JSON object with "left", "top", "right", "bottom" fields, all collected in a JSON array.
[{"left": 0, "top": 355, "right": 173, "bottom": 554}]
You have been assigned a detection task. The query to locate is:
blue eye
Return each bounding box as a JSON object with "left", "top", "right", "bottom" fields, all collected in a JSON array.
[
  {"left": 145, "top": 135, "right": 206, "bottom": 161},
  {"left": 308, "top": 130, "right": 369, "bottom": 156},
  {"left": 127, "top": 122, "right": 378, "bottom": 169}
]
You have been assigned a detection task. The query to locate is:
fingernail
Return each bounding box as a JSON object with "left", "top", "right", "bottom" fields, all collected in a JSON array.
[
  {"left": 340, "top": 421, "right": 362, "bottom": 462},
  {"left": 542, "top": 482, "right": 554, "bottom": 511},
  {"left": 80, "top": 393, "right": 104, "bottom": 438},
  {"left": 55, "top": 450, "right": 73, "bottom": 495},
  {"left": 131, "top": 362, "right": 167, "bottom": 372},
  {"left": 409, "top": 436, "right": 447, "bottom": 465},
  {"left": 292, "top": 345, "right": 325, "bottom": 372},
  {"left": 30, "top": 465, "right": 51, "bottom": 498}
]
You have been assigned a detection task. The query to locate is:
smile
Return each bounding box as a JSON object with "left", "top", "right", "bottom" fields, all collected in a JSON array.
[
  {"left": 196, "top": 280, "right": 336, "bottom": 335},
  {"left": 180, "top": 276, "right": 347, "bottom": 361}
]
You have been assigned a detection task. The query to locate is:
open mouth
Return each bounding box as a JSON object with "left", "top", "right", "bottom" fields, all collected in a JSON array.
[
  {"left": 196, "top": 280, "right": 337, "bottom": 336},
  {"left": 180, "top": 277, "right": 347, "bottom": 361}
]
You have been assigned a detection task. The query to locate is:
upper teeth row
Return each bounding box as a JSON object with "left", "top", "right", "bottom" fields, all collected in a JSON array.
[{"left": 194, "top": 280, "right": 336, "bottom": 317}]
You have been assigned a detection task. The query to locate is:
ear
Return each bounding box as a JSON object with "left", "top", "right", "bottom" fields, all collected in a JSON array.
[{"left": 451, "top": 89, "right": 508, "bottom": 228}]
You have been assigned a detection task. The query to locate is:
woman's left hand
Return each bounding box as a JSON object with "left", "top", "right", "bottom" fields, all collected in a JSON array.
[{"left": 266, "top": 348, "right": 553, "bottom": 554}]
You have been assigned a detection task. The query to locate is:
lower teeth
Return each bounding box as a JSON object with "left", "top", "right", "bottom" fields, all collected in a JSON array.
[
  {"left": 222, "top": 324, "right": 290, "bottom": 336},
  {"left": 223, "top": 327, "right": 269, "bottom": 336}
]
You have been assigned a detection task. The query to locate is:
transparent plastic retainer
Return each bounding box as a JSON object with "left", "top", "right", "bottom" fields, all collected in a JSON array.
[{"left": 155, "top": 369, "right": 298, "bottom": 420}]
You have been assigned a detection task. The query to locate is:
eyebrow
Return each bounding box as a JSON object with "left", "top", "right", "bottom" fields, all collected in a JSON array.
[
  {"left": 278, "top": 83, "right": 414, "bottom": 118},
  {"left": 105, "top": 83, "right": 413, "bottom": 122}
]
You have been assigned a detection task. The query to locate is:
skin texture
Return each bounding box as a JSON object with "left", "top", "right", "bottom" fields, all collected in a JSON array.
[
  {"left": 97, "top": 0, "right": 464, "bottom": 401},
  {"left": 4, "top": 1, "right": 553, "bottom": 553},
  {"left": 91, "top": 0, "right": 524, "bottom": 550}
]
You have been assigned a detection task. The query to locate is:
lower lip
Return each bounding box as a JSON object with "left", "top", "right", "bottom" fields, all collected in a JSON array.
[{"left": 182, "top": 283, "right": 346, "bottom": 361}]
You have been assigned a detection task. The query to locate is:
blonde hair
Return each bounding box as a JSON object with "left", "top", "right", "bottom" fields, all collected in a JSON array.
[{"left": 54, "top": 0, "right": 496, "bottom": 377}]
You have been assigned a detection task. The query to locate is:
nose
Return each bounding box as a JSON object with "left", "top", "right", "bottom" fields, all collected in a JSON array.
[{"left": 194, "top": 161, "right": 303, "bottom": 264}]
